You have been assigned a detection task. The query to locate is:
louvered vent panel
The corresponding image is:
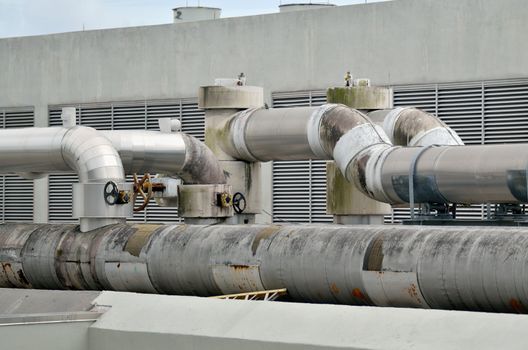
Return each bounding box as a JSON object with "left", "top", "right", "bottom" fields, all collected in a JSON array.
[
  {"left": 0, "top": 108, "right": 35, "bottom": 222},
  {"left": 393, "top": 86, "right": 436, "bottom": 113},
  {"left": 311, "top": 160, "right": 333, "bottom": 223},
  {"left": 113, "top": 103, "right": 146, "bottom": 130},
  {"left": 181, "top": 99, "right": 205, "bottom": 141},
  {"left": 272, "top": 160, "right": 312, "bottom": 223},
  {"left": 484, "top": 82, "right": 528, "bottom": 144},
  {"left": 4, "top": 109, "right": 34, "bottom": 128},
  {"left": 437, "top": 84, "right": 483, "bottom": 145},
  {"left": 48, "top": 174, "right": 78, "bottom": 223},
  {"left": 79, "top": 105, "right": 113, "bottom": 130}
]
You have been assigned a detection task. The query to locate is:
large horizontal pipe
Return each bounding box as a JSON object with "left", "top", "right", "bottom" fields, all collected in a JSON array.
[
  {"left": 0, "top": 126, "right": 124, "bottom": 183},
  {"left": 220, "top": 104, "right": 389, "bottom": 162},
  {"left": 361, "top": 144, "right": 528, "bottom": 205},
  {"left": 221, "top": 105, "right": 528, "bottom": 205},
  {"left": 1, "top": 223, "right": 527, "bottom": 314},
  {"left": 101, "top": 130, "right": 226, "bottom": 184}
]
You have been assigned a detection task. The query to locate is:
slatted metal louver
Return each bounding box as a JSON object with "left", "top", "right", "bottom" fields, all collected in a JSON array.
[
  {"left": 48, "top": 99, "right": 204, "bottom": 223},
  {"left": 0, "top": 108, "right": 35, "bottom": 222},
  {"left": 271, "top": 90, "right": 332, "bottom": 224}
]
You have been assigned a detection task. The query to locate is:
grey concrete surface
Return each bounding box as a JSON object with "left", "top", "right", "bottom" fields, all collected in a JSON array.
[
  {"left": 89, "top": 291, "right": 528, "bottom": 350},
  {"left": 1, "top": 0, "right": 528, "bottom": 109},
  {"left": 0, "top": 288, "right": 101, "bottom": 314}
]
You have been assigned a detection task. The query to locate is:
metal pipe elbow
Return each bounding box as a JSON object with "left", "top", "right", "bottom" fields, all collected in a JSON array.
[
  {"left": 61, "top": 126, "right": 125, "bottom": 183},
  {"left": 179, "top": 133, "right": 226, "bottom": 184},
  {"left": 369, "top": 107, "right": 464, "bottom": 146}
]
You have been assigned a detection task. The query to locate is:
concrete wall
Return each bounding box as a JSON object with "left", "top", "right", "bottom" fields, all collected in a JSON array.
[
  {"left": 2, "top": 0, "right": 528, "bottom": 109},
  {"left": 1, "top": 0, "right": 527, "bottom": 222}
]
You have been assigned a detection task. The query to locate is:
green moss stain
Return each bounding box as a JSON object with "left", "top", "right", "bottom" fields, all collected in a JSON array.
[{"left": 327, "top": 87, "right": 391, "bottom": 109}]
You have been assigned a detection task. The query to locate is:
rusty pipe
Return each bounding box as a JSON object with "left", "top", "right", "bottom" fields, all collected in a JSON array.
[{"left": 1, "top": 223, "right": 528, "bottom": 314}]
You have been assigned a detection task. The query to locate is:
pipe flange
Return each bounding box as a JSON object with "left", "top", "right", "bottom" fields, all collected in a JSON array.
[
  {"left": 333, "top": 124, "right": 391, "bottom": 175},
  {"left": 307, "top": 104, "right": 340, "bottom": 159},
  {"left": 231, "top": 108, "right": 261, "bottom": 162},
  {"left": 381, "top": 106, "right": 408, "bottom": 142}
]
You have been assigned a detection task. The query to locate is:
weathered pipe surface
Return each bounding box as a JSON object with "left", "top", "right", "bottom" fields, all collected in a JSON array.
[{"left": 1, "top": 223, "right": 528, "bottom": 313}]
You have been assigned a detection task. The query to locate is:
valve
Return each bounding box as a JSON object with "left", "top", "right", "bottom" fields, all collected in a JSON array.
[
  {"left": 217, "top": 192, "right": 232, "bottom": 208},
  {"left": 104, "top": 181, "right": 119, "bottom": 205},
  {"left": 232, "top": 192, "right": 246, "bottom": 214},
  {"left": 104, "top": 181, "right": 131, "bottom": 206},
  {"left": 133, "top": 173, "right": 153, "bottom": 212}
]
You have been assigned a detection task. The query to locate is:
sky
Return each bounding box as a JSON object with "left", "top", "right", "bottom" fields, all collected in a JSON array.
[{"left": 0, "top": 0, "right": 389, "bottom": 38}]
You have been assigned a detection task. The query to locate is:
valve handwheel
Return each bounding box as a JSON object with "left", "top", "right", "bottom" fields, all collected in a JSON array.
[
  {"left": 232, "top": 192, "right": 247, "bottom": 214},
  {"left": 133, "top": 173, "right": 153, "bottom": 212},
  {"left": 104, "top": 181, "right": 119, "bottom": 205}
]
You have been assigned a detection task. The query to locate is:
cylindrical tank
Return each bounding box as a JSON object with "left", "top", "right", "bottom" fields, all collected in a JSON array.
[
  {"left": 279, "top": 3, "right": 336, "bottom": 13},
  {"left": 172, "top": 7, "right": 221, "bottom": 23},
  {"left": 2, "top": 223, "right": 528, "bottom": 314}
]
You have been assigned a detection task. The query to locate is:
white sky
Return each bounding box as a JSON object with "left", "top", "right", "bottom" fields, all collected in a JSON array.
[{"left": 0, "top": 0, "right": 390, "bottom": 38}]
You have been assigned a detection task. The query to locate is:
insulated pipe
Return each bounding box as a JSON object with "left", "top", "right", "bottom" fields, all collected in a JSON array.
[
  {"left": 368, "top": 107, "right": 464, "bottom": 146},
  {"left": 2, "top": 223, "right": 528, "bottom": 314},
  {"left": 221, "top": 104, "right": 391, "bottom": 180},
  {"left": 368, "top": 144, "right": 528, "bottom": 205},
  {"left": 0, "top": 126, "right": 124, "bottom": 182},
  {"left": 0, "top": 126, "right": 125, "bottom": 232},
  {"left": 222, "top": 105, "right": 528, "bottom": 206},
  {"left": 101, "top": 130, "right": 226, "bottom": 184}
]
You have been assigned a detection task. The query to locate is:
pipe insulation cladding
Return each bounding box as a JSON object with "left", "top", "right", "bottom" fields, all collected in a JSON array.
[
  {"left": 0, "top": 126, "right": 124, "bottom": 182},
  {"left": 1, "top": 223, "right": 528, "bottom": 314},
  {"left": 221, "top": 104, "right": 528, "bottom": 205},
  {"left": 101, "top": 130, "right": 226, "bottom": 184},
  {"left": 367, "top": 107, "right": 464, "bottom": 146}
]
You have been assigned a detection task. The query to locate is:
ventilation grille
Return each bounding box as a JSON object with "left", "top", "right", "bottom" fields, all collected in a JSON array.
[
  {"left": 48, "top": 99, "right": 204, "bottom": 223},
  {"left": 0, "top": 108, "right": 35, "bottom": 222}
]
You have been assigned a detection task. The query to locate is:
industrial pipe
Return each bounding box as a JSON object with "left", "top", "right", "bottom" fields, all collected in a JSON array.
[
  {"left": 220, "top": 104, "right": 528, "bottom": 205},
  {"left": 368, "top": 144, "right": 528, "bottom": 204},
  {"left": 220, "top": 104, "right": 389, "bottom": 162},
  {"left": 367, "top": 107, "right": 464, "bottom": 146},
  {"left": 1, "top": 223, "right": 528, "bottom": 314},
  {"left": 0, "top": 126, "right": 123, "bottom": 182},
  {"left": 101, "top": 130, "right": 226, "bottom": 184}
]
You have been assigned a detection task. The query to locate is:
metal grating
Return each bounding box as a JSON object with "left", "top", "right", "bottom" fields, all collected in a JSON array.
[
  {"left": 0, "top": 108, "right": 35, "bottom": 222},
  {"left": 48, "top": 99, "right": 203, "bottom": 223}
]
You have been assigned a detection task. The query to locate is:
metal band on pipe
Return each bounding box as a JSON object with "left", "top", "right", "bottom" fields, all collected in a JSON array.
[
  {"left": 231, "top": 108, "right": 261, "bottom": 162},
  {"left": 307, "top": 104, "right": 339, "bottom": 159},
  {"left": 333, "top": 124, "right": 390, "bottom": 176},
  {"left": 408, "top": 144, "right": 438, "bottom": 220},
  {"left": 381, "top": 107, "right": 407, "bottom": 142}
]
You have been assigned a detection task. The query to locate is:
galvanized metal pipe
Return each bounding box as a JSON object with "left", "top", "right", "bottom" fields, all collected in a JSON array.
[
  {"left": 368, "top": 107, "right": 464, "bottom": 146},
  {"left": 101, "top": 130, "right": 226, "bottom": 184},
  {"left": 220, "top": 104, "right": 389, "bottom": 162},
  {"left": 0, "top": 126, "right": 124, "bottom": 182},
  {"left": 1, "top": 223, "right": 528, "bottom": 314},
  {"left": 369, "top": 144, "right": 528, "bottom": 204}
]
